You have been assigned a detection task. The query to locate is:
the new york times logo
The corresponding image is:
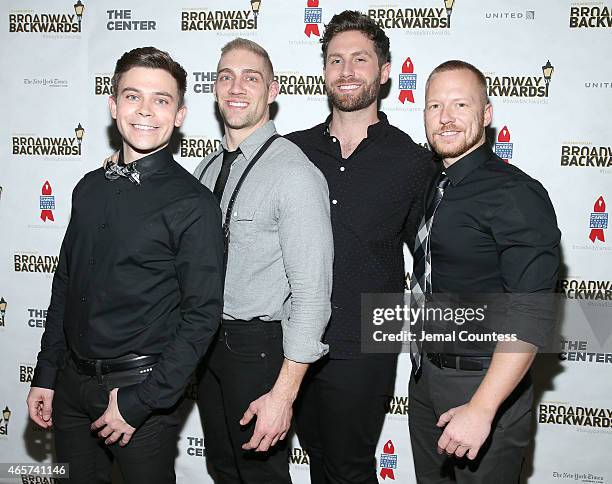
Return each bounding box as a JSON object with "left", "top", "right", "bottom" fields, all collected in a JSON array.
[
  {"left": 560, "top": 143, "right": 612, "bottom": 168},
  {"left": 570, "top": 5, "right": 612, "bottom": 28},
  {"left": 288, "top": 447, "right": 310, "bottom": 465},
  {"left": 181, "top": 1, "right": 260, "bottom": 31},
  {"left": 539, "top": 404, "right": 612, "bottom": 428},
  {"left": 186, "top": 436, "right": 206, "bottom": 457},
  {"left": 9, "top": 1, "right": 85, "bottom": 33},
  {"left": 367, "top": 2, "right": 454, "bottom": 29},
  {"left": 486, "top": 60, "right": 553, "bottom": 98},
  {"left": 27, "top": 308, "right": 48, "bottom": 328},
  {"left": 275, "top": 73, "right": 326, "bottom": 96},
  {"left": 14, "top": 254, "right": 59, "bottom": 273},
  {"left": 558, "top": 279, "right": 612, "bottom": 300},
  {"left": 552, "top": 471, "right": 605, "bottom": 483},
  {"left": 559, "top": 339, "right": 612, "bottom": 364},
  {"left": 20, "top": 364, "right": 35, "bottom": 384},
  {"left": 94, "top": 75, "right": 113, "bottom": 95},
  {"left": 386, "top": 395, "right": 409, "bottom": 416},
  {"left": 180, "top": 138, "right": 222, "bottom": 158},
  {"left": 24, "top": 78, "right": 68, "bottom": 88},
  {"left": 13, "top": 123, "right": 85, "bottom": 156}
]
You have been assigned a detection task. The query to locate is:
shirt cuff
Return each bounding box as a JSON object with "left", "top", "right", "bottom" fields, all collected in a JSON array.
[
  {"left": 282, "top": 334, "right": 329, "bottom": 364},
  {"left": 502, "top": 294, "right": 557, "bottom": 349},
  {"left": 117, "top": 384, "right": 151, "bottom": 428},
  {"left": 31, "top": 365, "right": 58, "bottom": 389},
  {"left": 504, "top": 314, "right": 553, "bottom": 349}
]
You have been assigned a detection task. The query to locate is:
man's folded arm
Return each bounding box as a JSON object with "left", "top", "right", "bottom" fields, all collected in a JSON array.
[
  {"left": 277, "top": 162, "right": 333, "bottom": 363},
  {"left": 492, "top": 179, "right": 561, "bottom": 348}
]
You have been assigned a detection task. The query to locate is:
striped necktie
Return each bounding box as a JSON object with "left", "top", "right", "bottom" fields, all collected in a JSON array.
[{"left": 409, "top": 171, "right": 450, "bottom": 373}]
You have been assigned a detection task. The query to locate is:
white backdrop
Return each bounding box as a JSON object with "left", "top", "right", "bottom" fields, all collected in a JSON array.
[{"left": 1, "top": 1, "right": 611, "bottom": 483}]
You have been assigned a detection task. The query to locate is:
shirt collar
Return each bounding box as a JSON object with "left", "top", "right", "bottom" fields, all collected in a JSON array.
[
  {"left": 444, "top": 142, "right": 492, "bottom": 186},
  {"left": 118, "top": 146, "right": 172, "bottom": 179},
  {"left": 322, "top": 111, "right": 390, "bottom": 142},
  {"left": 221, "top": 120, "right": 277, "bottom": 161}
]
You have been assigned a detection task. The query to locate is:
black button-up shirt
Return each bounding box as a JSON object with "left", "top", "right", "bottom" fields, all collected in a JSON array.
[
  {"left": 32, "top": 147, "right": 224, "bottom": 427},
  {"left": 287, "top": 113, "right": 435, "bottom": 357},
  {"left": 430, "top": 143, "right": 561, "bottom": 348}
]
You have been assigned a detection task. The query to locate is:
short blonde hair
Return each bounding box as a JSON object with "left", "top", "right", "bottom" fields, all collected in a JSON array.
[{"left": 219, "top": 38, "right": 274, "bottom": 83}]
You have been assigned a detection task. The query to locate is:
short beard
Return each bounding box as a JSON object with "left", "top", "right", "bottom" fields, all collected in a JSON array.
[
  {"left": 429, "top": 116, "right": 485, "bottom": 160},
  {"left": 327, "top": 73, "right": 381, "bottom": 112}
]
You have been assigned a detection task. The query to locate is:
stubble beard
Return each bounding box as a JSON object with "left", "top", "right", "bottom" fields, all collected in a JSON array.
[{"left": 221, "top": 108, "right": 258, "bottom": 131}]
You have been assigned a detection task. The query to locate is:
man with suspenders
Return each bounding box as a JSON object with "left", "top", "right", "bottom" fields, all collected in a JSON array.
[{"left": 193, "top": 38, "right": 333, "bottom": 483}]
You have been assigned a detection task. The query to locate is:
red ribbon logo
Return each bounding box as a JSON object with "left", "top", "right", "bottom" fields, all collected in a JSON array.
[
  {"left": 589, "top": 196, "right": 607, "bottom": 243},
  {"left": 40, "top": 181, "right": 55, "bottom": 222},
  {"left": 379, "top": 440, "right": 396, "bottom": 480},
  {"left": 304, "top": 0, "right": 320, "bottom": 38},
  {"left": 398, "top": 58, "right": 415, "bottom": 104},
  {"left": 498, "top": 126, "right": 510, "bottom": 143},
  {"left": 496, "top": 126, "right": 512, "bottom": 163}
]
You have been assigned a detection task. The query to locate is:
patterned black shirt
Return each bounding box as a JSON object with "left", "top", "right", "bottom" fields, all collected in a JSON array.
[{"left": 288, "top": 113, "right": 436, "bottom": 357}]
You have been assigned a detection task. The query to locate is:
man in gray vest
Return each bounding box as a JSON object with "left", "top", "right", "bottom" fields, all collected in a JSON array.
[{"left": 194, "top": 38, "right": 333, "bottom": 483}]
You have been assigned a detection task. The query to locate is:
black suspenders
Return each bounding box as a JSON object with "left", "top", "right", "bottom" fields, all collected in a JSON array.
[{"left": 198, "top": 134, "right": 282, "bottom": 262}]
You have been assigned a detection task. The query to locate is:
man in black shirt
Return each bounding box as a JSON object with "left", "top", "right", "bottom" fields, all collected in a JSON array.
[
  {"left": 27, "top": 47, "right": 224, "bottom": 484},
  {"left": 286, "top": 11, "right": 434, "bottom": 484},
  {"left": 408, "top": 60, "right": 560, "bottom": 483}
]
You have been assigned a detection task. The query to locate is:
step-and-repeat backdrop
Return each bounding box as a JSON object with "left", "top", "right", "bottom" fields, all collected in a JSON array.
[{"left": 1, "top": 1, "right": 610, "bottom": 483}]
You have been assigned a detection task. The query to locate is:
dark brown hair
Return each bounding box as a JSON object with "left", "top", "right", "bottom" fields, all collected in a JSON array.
[
  {"left": 112, "top": 47, "right": 187, "bottom": 106},
  {"left": 321, "top": 10, "right": 390, "bottom": 67}
]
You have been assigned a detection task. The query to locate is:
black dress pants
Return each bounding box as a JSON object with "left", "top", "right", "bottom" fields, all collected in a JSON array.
[
  {"left": 294, "top": 355, "right": 398, "bottom": 484},
  {"left": 408, "top": 355, "right": 532, "bottom": 484},
  {"left": 197, "top": 320, "right": 289, "bottom": 484},
  {"left": 52, "top": 358, "right": 181, "bottom": 484}
]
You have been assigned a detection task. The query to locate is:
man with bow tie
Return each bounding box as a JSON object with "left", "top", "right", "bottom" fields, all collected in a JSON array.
[{"left": 27, "top": 46, "right": 224, "bottom": 484}]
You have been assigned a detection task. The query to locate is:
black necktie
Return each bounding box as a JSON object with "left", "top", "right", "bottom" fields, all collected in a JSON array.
[
  {"left": 409, "top": 171, "right": 450, "bottom": 373},
  {"left": 213, "top": 148, "right": 241, "bottom": 203}
]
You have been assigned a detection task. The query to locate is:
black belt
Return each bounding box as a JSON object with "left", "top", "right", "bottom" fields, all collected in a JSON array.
[
  {"left": 221, "top": 318, "right": 281, "bottom": 326},
  {"left": 71, "top": 353, "right": 159, "bottom": 376},
  {"left": 427, "top": 353, "right": 492, "bottom": 371}
]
